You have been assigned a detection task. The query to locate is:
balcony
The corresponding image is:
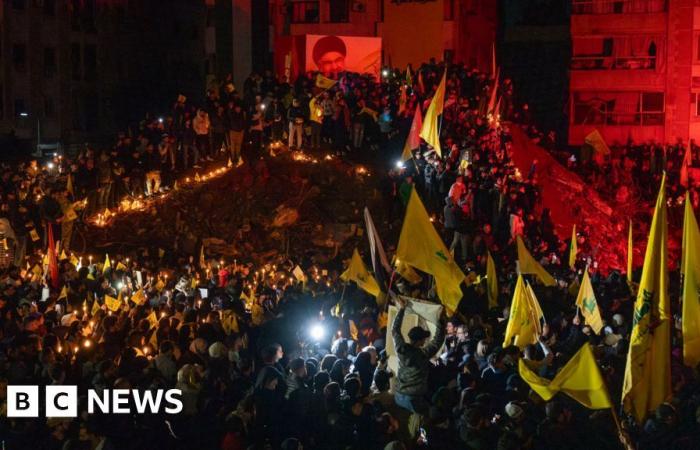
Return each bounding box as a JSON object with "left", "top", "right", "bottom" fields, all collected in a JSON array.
[
  {"left": 571, "top": 55, "right": 656, "bottom": 70},
  {"left": 572, "top": 0, "right": 667, "bottom": 15}
]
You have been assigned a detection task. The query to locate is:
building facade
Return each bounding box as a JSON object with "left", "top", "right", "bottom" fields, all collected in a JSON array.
[
  {"left": 270, "top": 0, "right": 497, "bottom": 73},
  {"left": 0, "top": 0, "right": 256, "bottom": 151},
  {"left": 568, "top": 0, "right": 700, "bottom": 146}
]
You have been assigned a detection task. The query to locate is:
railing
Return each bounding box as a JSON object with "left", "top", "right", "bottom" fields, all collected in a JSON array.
[
  {"left": 571, "top": 55, "right": 657, "bottom": 70},
  {"left": 573, "top": 107, "right": 664, "bottom": 126},
  {"left": 572, "top": 0, "right": 667, "bottom": 14}
]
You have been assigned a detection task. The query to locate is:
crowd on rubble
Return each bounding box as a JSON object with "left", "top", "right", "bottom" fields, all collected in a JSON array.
[{"left": 1, "top": 59, "right": 700, "bottom": 450}]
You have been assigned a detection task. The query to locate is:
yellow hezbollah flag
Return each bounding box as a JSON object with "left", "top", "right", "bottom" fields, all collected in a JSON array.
[
  {"left": 309, "top": 97, "right": 324, "bottom": 124},
  {"left": 103, "top": 254, "right": 111, "bottom": 271},
  {"left": 516, "top": 236, "right": 556, "bottom": 286},
  {"left": 70, "top": 254, "right": 80, "bottom": 267},
  {"left": 90, "top": 298, "right": 101, "bottom": 316},
  {"left": 315, "top": 73, "right": 337, "bottom": 90},
  {"left": 681, "top": 193, "right": 700, "bottom": 368},
  {"left": 58, "top": 286, "right": 69, "bottom": 301},
  {"left": 575, "top": 269, "right": 603, "bottom": 334},
  {"left": 115, "top": 261, "right": 128, "bottom": 272},
  {"left": 486, "top": 250, "right": 498, "bottom": 309},
  {"left": 146, "top": 311, "right": 158, "bottom": 330},
  {"left": 503, "top": 275, "right": 543, "bottom": 349},
  {"left": 340, "top": 248, "right": 381, "bottom": 298},
  {"left": 396, "top": 189, "right": 465, "bottom": 314},
  {"left": 419, "top": 70, "right": 446, "bottom": 156},
  {"left": 105, "top": 295, "right": 121, "bottom": 312},
  {"left": 569, "top": 225, "right": 577, "bottom": 269},
  {"left": 519, "top": 343, "right": 612, "bottom": 409},
  {"left": 628, "top": 220, "right": 634, "bottom": 283},
  {"left": 131, "top": 288, "right": 147, "bottom": 306},
  {"left": 584, "top": 129, "right": 611, "bottom": 155},
  {"left": 622, "top": 174, "right": 671, "bottom": 423}
]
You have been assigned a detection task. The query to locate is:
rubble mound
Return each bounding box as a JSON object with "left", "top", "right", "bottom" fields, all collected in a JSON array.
[{"left": 84, "top": 153, "right": 384, "bottom": 264}]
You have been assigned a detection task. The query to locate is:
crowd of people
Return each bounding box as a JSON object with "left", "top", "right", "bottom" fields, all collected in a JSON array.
[{"left": 1, "top": 59, "right": 700, "bottom": 450}]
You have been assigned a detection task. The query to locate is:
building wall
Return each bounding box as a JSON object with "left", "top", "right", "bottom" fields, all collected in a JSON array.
[
  {"left": 271, "top": 0, "right": 497, "bottom": 72},
  {"left": 568, "top": 0, "right": 700, "bottom": 146}
]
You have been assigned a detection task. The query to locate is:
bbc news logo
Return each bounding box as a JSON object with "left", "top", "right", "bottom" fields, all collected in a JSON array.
[{"left": 7, "top": 386, "right": 183, "bottom": 417}]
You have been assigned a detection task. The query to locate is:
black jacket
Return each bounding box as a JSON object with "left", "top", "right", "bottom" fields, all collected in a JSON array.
[{"left": 392, "top": 307, "right": 445, "bottom": 396}]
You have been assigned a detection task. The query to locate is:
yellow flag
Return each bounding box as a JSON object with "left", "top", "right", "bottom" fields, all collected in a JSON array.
[
  {"left": 315, "top": 73, "right": 337, "bottom": 89},
  {"left": 251, "top": 302, "right": 264, "bottom": 326},
  {"left": 70, "top": 254, "right": 80, "bottom": 267},
  {"left": 221, "top": 310, "right": 239, "bottom": 334},
  {"left": 199, "top": 245, "right": 206, "bottom": 268},
  {"left": 103, "top": 254, "right": 111, "bottom": 271},
  {"left": 66, "top": 173, "right": 74, "bottom": 196},
  {"left": 155, "top": 278, "right": 165, "bottom": 292},
  {"left": 348, "top": 319, "right": 359, "bottom": 341},
  {"left": 682, "top": 193, "right": 700, "bottom": 368},
  {"left": 519, "top": 343, "right": 612, "bottom": 409},
  {"left": 486, "top": 250, "right": 498, "bottom": 309},
  {"left": 340, "top": 249, "right": 381, "bottom": 298},
  {"left": 575, "top": 269, "right": 603, "bottom": 334},
  {"left": 309, "top": 97, "right": 324, "bottom": 124},
  {"left": 146, "top": 311, "right": 159, "bottom": 330},
  {"left": 516, "top": 236, "right": 556, "bottom": 286},
  {"left": 59, "top": 249, "right": 68, "bottom": 261},
  {"left": 569, "top": 225, "right": 577, "bottom": 269},
  {"left": 503, "top": 275, "right": 542, "bottom": 349},
  {"left": 131, "top": 288, "right": 147, "bottom": 306},
  {"left": 418, "top": 70, "right": 446, "bottom": 156},
  {"left": 396, "top": 189, "right": 465, "bottom": 314},
  {"left": 105, "top": 295, "right": 121, "bottom": 312},
  {"left": 584, "top": 129, "right": 611, "bottom": 155},
  {"left": 115, "top": 262, "right": 128, "bottom": 272},
  {"left": 91, "top": 298, "right": 101, "bottom": 316},
  {"left": 627, "top": 220, "right": 634, "bottom": 283},
  {"left": 58, "top": 286, "right": 68, "bottom": 301},
  {"left": 622, "top": 174, "right": 671, "bottom": 423}
]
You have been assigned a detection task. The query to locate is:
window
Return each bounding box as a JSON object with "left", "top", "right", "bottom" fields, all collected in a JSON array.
[
  {"left": 571, "top": 36, "right": 659, "bottom": 70},
  {"left": 12, "top": 44, "right": 26, "bottom": 71},
  {"left": 291, "top": 1, "right": 319, "bottom": 24},
  {"left": 44, "top": 0, "right": 56, "bottom": 16},
  {"left": 329, "top": 0, "right": 349, "bottom": 23},
  {"left": 12, "top": 0, "right": 25, "bottom": 11},
  {"left": 71, "top": 43, "right": 81, "bottom": 81},
  {"left": 14, "top": 99, "right": 26, "bottom": 118},
  {"left": 572, "top": 91, "right": 664, "bottom": 126},
  {"left": 84, "top": 45, "right": 97, "bottom": 81},
  {"left": 44, "top": 96, "right": 55, "bottom": 117},
  {"left": 572, "top": 0, "right": 667, "bottom": 14},
  {"left": 444, "top": 0, "right": 455, "bottom": 20},
  {"left": 44, "top": 47, "right": 56, "bottom": 78}
]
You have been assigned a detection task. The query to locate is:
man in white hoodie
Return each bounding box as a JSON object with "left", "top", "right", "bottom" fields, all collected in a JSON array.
[{"left": 193, "top": 108, "right": 211, "bottom": 161}]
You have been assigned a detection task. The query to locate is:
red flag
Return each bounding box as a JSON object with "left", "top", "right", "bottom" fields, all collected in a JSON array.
[
  {"left": 47, "top": 225, "right": 59, "bottom": 290},
  {"left": 402, "top": 104, "right": 423, "bottom": 161}
]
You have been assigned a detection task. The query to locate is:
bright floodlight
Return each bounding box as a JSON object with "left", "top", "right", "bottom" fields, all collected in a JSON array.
[
  {"left": 382, "top": 69, "right": 389, "bottom": 77},
  {"left": 158, "top": 117, "right": 164, "bottom": 123},
  {"left": 46, "top": 162, "right": 55, "bottom": 169},
  {"left": 19, "top": 112, "right": 28, "bottom": 117},
  {"left": 310, "top": 323, "right": 325, "bottom": 341},
  {"left": 396, "top": 160, "right": 404, "bottom": 169}
]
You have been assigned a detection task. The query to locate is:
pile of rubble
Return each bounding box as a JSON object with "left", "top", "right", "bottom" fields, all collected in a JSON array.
[{"left": 84, "top": 153, "right": 386, "bottom": 265}]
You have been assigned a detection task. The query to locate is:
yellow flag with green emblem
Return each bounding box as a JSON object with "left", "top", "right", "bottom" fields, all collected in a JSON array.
[
  {"left": 396, "top": 189, "right": 465, "bottom": 314},
  {"left": 516, "top": 236, "right": 556, "bottom": 286},
  {"left": 91, "top": 298, "right": 101, "bottom": 316},
  {"left": 340, "top": 248, "right": 381, "bottom": 298},
  {"left": 622, "top": 174, "right": 671, "bottom": 423},
  {"left": 503, "top": 275, "right": 542, "bottom": 349},
  {"left": 131, "top": 288, "right": 147, "bottom": 306},
  {"left": 681, "top": 193, "right": 700, "bottom": 368},
  {"left": 315, "top": 73, "right": 337, "bottom": 90},
  {"left": 103, "top": 254, "right": 111, "bottom": 271},
  {"left": 519, "top": 343, "right": 612, "bottom": 409},
  {"left": 486, "top": 250, "right": 498, "bottom": 309},
  {"left": 575, "top": 269, "right": 603, "bottom": 334},
  {"left": 569, "top": 225, "right": 577, "bottom": 269},
  {"left": 105, "top": 295, "right": 121, "bottom": 312}
]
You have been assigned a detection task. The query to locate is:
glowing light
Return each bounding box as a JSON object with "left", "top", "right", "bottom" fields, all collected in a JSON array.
[
  {"left": 396, "top": 160, "right": 405, "bottom": 169},
  {"left": 310, "top": 324, "right": 325, "bottom": 341}
]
